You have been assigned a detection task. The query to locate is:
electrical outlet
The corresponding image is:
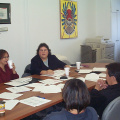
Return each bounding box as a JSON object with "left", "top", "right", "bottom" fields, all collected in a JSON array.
[{"left": 0, "top": 27, "right": 8, "bottom": 32}]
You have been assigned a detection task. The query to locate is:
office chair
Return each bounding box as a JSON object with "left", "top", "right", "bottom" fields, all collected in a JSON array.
[
  {"left": 101, "top": 96, "right": 120, "bottom": 120},
  {"left": 22, "top": 64, "right": 31, "bottom": 77},
  {"left": 55, "top": 54, "right": 71, "bottom": 65},
  {"left": 96, "top": 58, "right": 115, "bottom": 63},
  {"left": 81, "top": 45, "right": 96, "bottom": 63}
]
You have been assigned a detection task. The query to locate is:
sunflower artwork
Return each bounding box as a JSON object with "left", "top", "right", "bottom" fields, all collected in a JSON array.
[{"left": 60, "top": 0, "right": 78, "bottom": 39}]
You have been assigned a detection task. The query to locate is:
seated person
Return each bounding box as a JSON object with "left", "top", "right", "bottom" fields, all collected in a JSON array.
[
  {"left": 0, "top": 49, "right": 19, "bottom": 83},
  {"left": 31, "top": 43, "right": 69, "bottom": 75},
  {"left": 43, "top": 79, "right": 98, "bottom": 120},
  {"left": 90, "top": 62, "right": 120, "bottom": 118}
]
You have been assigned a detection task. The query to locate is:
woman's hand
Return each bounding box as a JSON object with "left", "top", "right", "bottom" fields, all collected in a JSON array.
[
  {"left": 40, "top": 70, "right": 54, "bottom": 75},
  {"left": 12, "top": 63, "right": 17, "bottom": 74},
  {"left": 47, "top": 70, "right": 54, "bottom": 75}
]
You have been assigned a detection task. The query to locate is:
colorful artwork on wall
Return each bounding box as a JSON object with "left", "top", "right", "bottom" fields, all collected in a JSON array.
[{"left": 60, "top": 0, "right": 78, "bottom": 39}]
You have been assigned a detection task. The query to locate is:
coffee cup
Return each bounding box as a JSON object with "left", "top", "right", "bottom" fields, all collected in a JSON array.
[{"left": 0, "top": 101, "right": 5, "bottom": 117}]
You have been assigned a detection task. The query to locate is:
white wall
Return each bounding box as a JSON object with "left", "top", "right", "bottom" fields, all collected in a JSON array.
[
  {"left": 0, "top": 0, "right": 110, "bottom": 77},
  {"left": 96, "top": 0, "right": 111, "bottom": 39}
]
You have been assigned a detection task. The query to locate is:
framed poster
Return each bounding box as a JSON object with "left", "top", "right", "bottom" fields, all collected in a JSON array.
[
  {"left": 0, "top": 3, "right": 11, "bottom": 24},
  {"left": 60, "top": 0, "right": 78, "bottom": 39}
]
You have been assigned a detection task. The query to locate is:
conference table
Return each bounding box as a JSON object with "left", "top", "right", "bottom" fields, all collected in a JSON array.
[{"left": 0, "top": 63, "right": 107, "bottom": 120}]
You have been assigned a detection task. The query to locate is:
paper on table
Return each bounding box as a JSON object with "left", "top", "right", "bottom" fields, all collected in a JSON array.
[
  {"left": 4, "top": 99, "right": 19, "bottom": 110},
  {"left": 93, "top": 67, "right": 106, "bottom": 72},
  {"left": 0, "top": 92, "right": 23, "bottom": 99},
  {"left": 39, "top": 79, "right": 62, "bottom": 85},
  {"left": 33, "top": 85, "right": 61, "bottom": 93},
  {"left": 99, "top": 73, "right": 106, "bottom": 78},
  {"left": 78, "top": 69, "right": 93, "bottom": 73},
  {"left": 85, "top": 73, "right": 99, "bottom": 82},
  {"left": 4, "top": 77, "right": 32, "bottom": 86},
  {"left": 40, "top": 85, "right": 61, "bottom": 93},
  {"left": 76, "top": 77, "right": 85, "bottom": 82},
  {"left": 25, "top": 83, "right": 46, "bottom": 87},
  {"left": 32, "top": 85, "right": 46, "bottom": 92},
  {"left": 56, "top": 84, "right": 65, "bottom": 89},
  {"left": 20, "top": 96, "right": 51, "bottom": 107},
  {"left": 6, "top": 86, "right": 32, "bottom": 93}
]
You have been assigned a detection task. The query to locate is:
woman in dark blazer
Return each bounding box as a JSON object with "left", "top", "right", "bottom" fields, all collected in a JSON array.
[{"left": 31, "top": 43, "right": 69, "bottom": 75}]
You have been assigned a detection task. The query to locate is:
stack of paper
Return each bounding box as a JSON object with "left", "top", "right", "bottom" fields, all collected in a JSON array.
[
  {"left": 20, "top": 96, "right": 51, "bottom": 107},
  {"left": 0, "top": 92, "right": 23, "bottom": 99}
]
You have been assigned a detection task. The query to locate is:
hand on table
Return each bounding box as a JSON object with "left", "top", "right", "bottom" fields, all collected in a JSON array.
[{"left": 95, "top": 79, "right": 108, "bottom": 91}]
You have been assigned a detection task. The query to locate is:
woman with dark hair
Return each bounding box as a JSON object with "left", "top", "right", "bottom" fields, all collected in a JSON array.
[
  {"left": 0, "top": 49, "right": 19, "bottom": 83},
  {"left": 43, "top": 79, "right": 98, "bottom": 120},
  {"left": 31, "top": 43, "right": 69, "bottom": 75}
]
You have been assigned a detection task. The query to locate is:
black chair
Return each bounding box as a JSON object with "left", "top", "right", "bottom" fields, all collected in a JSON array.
[{"left": 22, "top": 64, "right": 31, "bottom": 77}]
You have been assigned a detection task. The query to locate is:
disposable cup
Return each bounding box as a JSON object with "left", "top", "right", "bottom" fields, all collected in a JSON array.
[
  {"left": 64, "top": 67, "right": 70, "bottom": 77},
  {"left": 76, "top": 62, "right": 81, "bottom": 70},
  {"left": 8, "top": 60, "right": 13, "bottom": 69}
]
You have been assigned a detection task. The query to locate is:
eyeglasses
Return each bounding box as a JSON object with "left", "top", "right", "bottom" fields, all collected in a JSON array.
[
  {"left": 39, "top": 49, "right": 48, "bottom": 52},
  {"left": 2, "top": 56, "right": 9, "bottom": 59}
]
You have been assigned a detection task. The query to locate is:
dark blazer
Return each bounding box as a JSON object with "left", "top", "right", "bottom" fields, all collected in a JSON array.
[
  {"left": 90, "top": 83, "right": 120, "bottom": 118},
  {"left": 31, "top": 54, "right": 66, "bottom": 75}
]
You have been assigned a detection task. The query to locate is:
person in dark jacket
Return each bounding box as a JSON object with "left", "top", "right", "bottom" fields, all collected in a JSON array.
[
  {"left": 90, "top": 62, "right": 120, "bottom": 118},
  {"left": 31, "top": 43, "right": 69, "bottom": 75},
  {"left": 43, "top": 79, "right": 98, "bottom": 120}
]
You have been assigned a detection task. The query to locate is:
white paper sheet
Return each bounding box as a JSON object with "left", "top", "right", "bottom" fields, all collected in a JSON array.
[
  {"left": 4, "top": 99, "right": 19, "bottom": 110},
  {"left": 85, "top": 73, "right": 99, "bottom": 82},
  {"left": 39, "top": 85, "right": 61, "bottom": 93},
  {"left": 76, "top": 77, "right": 85, "bottom": 82},
  {"left": 20, "top": 96, "right": 51, "bottom": 107},
  {"left": 39, "top": 79, "right": 62, "bottom": 85},
  {"left": 4, "top": 77, "right": 32, "bottom": 86},
  {"left": 6, "top": 86, "right": 32, "bottom": 93},
  {"left": 0, "top": 92, "right": 23, "bottom": 99},
  {"left": 93, "top": 67, "right": 106, "bottom": 72},
  {"left": 56, "top": 84, "right": 65, "bottom": 89},
  {"left": 99, "top": 73, "right": 106, "bottom": 78},
  {"left": 78, "top": 69, "right": 93, "bottom": 73},
  {"left": 32, "top": 85, "right": 61, "bottom": 93}
]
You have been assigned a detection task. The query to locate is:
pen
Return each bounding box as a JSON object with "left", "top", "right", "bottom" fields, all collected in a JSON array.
[{"left": 37, "top": 96, "right": 45, "bottom": 99}]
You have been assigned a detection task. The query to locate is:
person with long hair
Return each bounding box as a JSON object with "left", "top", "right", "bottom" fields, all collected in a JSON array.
[
  {"left": 43, "top": 79, "right": 98, "bottom": 120},
  {"left": 0, "top": 49, "right": 19, "bottom": 83}
]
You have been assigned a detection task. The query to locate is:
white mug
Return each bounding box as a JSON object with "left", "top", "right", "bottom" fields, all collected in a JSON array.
[{"left": 8, "top": 60, "right": 13, "bottom": 69}]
